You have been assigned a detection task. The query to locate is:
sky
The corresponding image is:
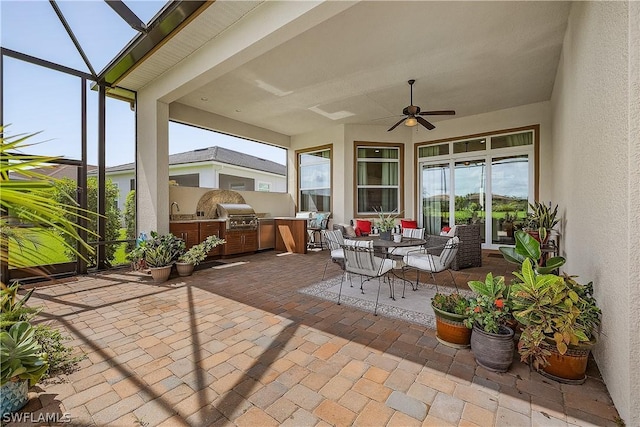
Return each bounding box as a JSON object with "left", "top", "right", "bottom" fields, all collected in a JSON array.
[{"left": 0, "top": 0, "right": 287, "bottom": 167}]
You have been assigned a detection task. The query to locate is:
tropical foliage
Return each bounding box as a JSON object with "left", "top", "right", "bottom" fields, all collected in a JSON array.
[
  {"left": 509, "top": 259, "right": 601, "bottom": 369},
  {"left": 52, "top": 177, "right": 120, "bottom": 266},
  {"left": 124, "top": 190, "right": 136, "bottom": 252},
  {"left": 0, "top": 127, "right": 95, "bottom": 280},
  {"left": 431, "top": 292, "right": 471, "bottom": 315},
  {"left": 179, "top": 235, "right": 226, "bottom": 265},
  {"left": 499, "top": 230, "right": 565, "bottom": 274},
  {"left": 464, "top": 273, "right": 511, "bottom": 334}
]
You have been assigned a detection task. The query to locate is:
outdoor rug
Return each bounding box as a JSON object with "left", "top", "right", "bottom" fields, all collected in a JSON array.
[{"left": 300, "top": 275, "right": 473, "bottom": 329}]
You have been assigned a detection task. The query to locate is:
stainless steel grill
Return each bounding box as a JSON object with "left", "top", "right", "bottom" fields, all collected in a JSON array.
[{"left": 217, "top": 203, "right": 258, "bottom": 230}]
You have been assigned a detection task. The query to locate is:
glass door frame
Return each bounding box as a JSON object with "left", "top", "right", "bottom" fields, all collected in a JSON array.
[{"left": 417, "top": 127, "right": 537, "bottom": 250}]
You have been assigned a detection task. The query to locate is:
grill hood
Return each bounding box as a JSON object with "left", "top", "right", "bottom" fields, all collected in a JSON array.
[{"left": 217, "top": 203, "right": 256, "bottom": 217}]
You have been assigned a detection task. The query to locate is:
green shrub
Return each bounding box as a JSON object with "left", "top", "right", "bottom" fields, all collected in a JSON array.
[
  {"left": 33, "top": 324, "right": 84, "bottom": 379},
  {"left": 52, "top": 177, "right": 120, "bottom": 266},
  {"left": 124, "top": 190, "right": 136, "bottom": 252}
]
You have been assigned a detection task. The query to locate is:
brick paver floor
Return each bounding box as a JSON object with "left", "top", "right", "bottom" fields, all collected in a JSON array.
[{"left": 10, "top": 250, "right": 620, "bottom": 426}]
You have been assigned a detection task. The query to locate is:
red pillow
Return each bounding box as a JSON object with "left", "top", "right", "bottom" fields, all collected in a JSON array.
[
  {"left": 355, "top": 220, "right": 372, "bottom": 234},
  {"left": 354, "top": 227, "right": 362, "bottom": 237},
  {"left": 401, "top": 220, "right": 418, "bottom": 229}
]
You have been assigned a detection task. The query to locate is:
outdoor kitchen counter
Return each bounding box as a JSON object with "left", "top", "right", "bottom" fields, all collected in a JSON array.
[{"left": 274, "top": 217, "right": 308, "bottom": 254}]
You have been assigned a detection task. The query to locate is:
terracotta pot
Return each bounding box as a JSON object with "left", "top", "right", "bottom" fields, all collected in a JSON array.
[
  {"left": 471, "top": 323, "right": 514, "bottom": 372},
  {"left": 539, "top": 338, "right": 595, "bottom": 384},
  {"left": 432, "top": 304, "right": 471, "bottom": 348},
  {"left": 149, "top": 265, "right": 172, "bottom": 283},
  {"left": 175, "top": 262, "right": 194, "bottom": 277}
]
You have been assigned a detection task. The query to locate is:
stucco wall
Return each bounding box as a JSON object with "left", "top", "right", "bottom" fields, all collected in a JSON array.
[
  {"left": 291, "top": 102, "right": 552, "bottom": 226},
  {"left": 550, "top": 2, "right": 637, "bottom": 424}
]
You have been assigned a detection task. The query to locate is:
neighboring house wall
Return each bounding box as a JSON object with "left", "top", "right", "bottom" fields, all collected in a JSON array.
[
  {"left": 107, "top": 161, "right": 286, "bottom": 216},
  {"left": 550, "top": 2, "right": 638, "bottom": 424}
]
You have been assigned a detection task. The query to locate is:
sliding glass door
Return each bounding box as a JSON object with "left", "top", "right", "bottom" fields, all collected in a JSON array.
[{"left": 418, "top": 130, "right": 534, "bottom": 249}]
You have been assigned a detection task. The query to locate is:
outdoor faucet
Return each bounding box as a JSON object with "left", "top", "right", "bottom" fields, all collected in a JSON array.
[{"left": 171, "top": 201, "right": 180, "bottom": 219}]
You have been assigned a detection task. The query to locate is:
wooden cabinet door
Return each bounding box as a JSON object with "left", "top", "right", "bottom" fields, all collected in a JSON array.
[
  {"left": 242, "top": 231, "right": 258, "bottom": 252},
  {"left": 223, "top": 231, "right": 244, "bottom": 255},
  {"left": 199, "top": 221, "right": 223, "bottom": 256},
  {"left": 169, "top": 222, "right": 199, "bottom": 249}
]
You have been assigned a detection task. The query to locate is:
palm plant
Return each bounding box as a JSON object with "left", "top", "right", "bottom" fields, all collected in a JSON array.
[{"left": 0, "top": 126, "right": 95, "bottom": 283}]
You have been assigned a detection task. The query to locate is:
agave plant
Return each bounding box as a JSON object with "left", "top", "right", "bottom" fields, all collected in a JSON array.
[
  {"left": 0, "top": 321, "right": 49, "bottom": 386},
  {"left": 0, "top": 126, "right": 96, "bottom": 283},
  {"left": 0, "top": 282, "right": 39, "bottom": 331}
]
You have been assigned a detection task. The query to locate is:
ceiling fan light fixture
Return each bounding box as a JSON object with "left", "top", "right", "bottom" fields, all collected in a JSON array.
[{"left": 404, "top": 117, "right": 418, "bottom": 127}]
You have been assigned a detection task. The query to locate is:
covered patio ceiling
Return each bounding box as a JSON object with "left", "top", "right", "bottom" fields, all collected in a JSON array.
[{"left": 115, "top": 1, "right": 572, "bottom": 137}]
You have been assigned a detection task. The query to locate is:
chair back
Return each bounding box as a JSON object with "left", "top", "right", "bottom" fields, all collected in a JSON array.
[
  {"left": 342, "top": 239, "right": 378, "bottom": 276},
  {"left": 402, "top": 227, "right": 425, "bottom": 239},
  {"left": 323, "top": 229, "right": 344, "bottom": 251},
  {"left": 437, "top": 236, "right": 460, "bottom": 271}
]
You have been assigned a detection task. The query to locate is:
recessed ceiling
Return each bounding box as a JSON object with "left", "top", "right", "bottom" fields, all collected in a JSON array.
[{"left": 120, "top": 1, "right": 572, "bottom": 137}]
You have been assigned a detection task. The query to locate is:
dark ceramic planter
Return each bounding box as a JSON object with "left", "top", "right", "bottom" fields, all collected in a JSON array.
[{"left": 471, "top": 322, "right": 515, "bottom": 372}]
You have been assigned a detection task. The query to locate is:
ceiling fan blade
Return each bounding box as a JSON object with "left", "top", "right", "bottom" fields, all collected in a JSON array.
[
  {"left": 387, "top": 117, "right": 407, "bottom": 132},
  {"left": 419, "top": 110, "right": 456, "bottom": 116},
  {"left": 417, "top": 116, "right": 435, "bottom": 130}
]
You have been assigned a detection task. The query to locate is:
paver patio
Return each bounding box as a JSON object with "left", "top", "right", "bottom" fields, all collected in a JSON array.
[{"left": 10, "top": 250, "right": 620, "bottom": 426}]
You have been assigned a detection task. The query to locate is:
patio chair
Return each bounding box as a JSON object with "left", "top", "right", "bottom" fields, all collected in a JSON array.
[
  {"left": 339, "top": 239, "right": 394, "bottom": 315},
  {"left": 387, "top": 227, "right": 426, "bottom": 259},
  {"left": 401, "top": 236, "right": 460, "bottom": 298},
  {"left": 322, "top": 229, "right": 345, "bottom": 280}
]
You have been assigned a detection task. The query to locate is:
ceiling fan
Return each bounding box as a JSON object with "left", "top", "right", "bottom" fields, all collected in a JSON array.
[{"left": 387, "top": 79, "right": 455, "bottom": 131}]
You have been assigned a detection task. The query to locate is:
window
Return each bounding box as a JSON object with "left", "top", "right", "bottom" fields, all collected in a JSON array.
[
  {"left": 355, "top": 142, "right": 403, "bottom": 215},
  {"left": 257, "top": 182, "right": 271, "bottom": 192},
  {"left": 297, "top": 145, "right": 332, "bottom": 212},
  {"left": 417, "top": 127, "right": 536, "bottom": 248},
  {"left": 169, "top": 173, "right": 200, "bottom": 187}
]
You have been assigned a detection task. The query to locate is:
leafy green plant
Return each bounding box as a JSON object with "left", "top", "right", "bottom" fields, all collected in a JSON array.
[
  {"left": 128, "top": 231, "right": 185, "bottom": 268},
  {"left": 0, "top": 321, "right": 49, "bottom": 386},
  {"left": 374, "top": 207, "right": 400, "bottom": 232},
  {"left": 509, "top": 258, "right": 600, "bottom": 369},
  {"left": 52, "top": 177, "right": 120, "bottom": 266},
  {"left": 33, "top": 324, "right": 83, "bottom": 379},
  {"left": 0, "top": 126, "right": 96, "bottom": 282},
  {"left": 124, "top": 190, "right": 136, "bottom": 252},
  {"left": 179, "top": 235, "right": 226, "bottom": 265},
  {"left": 499, "top": 230, "right": 565, "bottom": 274},
  {"left": 525, "top": 201, "right": 559, "bottom": 231},
  {"left": 431, "top": 293, "right": 471, "bottom": 315},
  {"left": 0, "top": 282, "right": 39, "bottom": 330},
  {"left": 464, "top": 273, "right": 511, "bottom": 334}
]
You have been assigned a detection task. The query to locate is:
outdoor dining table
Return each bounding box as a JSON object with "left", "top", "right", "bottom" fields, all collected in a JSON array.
[{"left": 352, "top": 236, "right": 427, "bottom": 300}]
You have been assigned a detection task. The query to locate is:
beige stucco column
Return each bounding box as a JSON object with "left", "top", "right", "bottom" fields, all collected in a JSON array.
[{"left": 136, "top": 96, "right": 170, "bottom": 235}]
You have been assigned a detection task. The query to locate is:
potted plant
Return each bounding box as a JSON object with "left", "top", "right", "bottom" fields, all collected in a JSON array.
[
  {"left": 374, "top": 207, "right": 399, "bottom": 241},
  {"left": 500, "top": 229, "right": 566, "bottom": 274},
  {"left": 176, "top": 235, "right": 226, "bottom": 276},
  {"left": 431, "top": 292, "right": 472, "bottom": 348},
  {"left": 524, "top": 201, "right": 559, "bottom": 243},
  {"left": 464, "top": 273, "right": 515, "bottom": 372},
  {"left": 0, "top": 322, "right": 49, "bottom": 416},
  {"left": 509, "top": 258, "right": 601, "bottom": 383},
  {"left": 130, "top": 232, "right": 185, "bottom": 283}
]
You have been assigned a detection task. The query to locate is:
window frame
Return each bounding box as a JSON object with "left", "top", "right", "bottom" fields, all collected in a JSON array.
[
  {"left": 415, "top": 125, "right": 538, "bottom": 249},
  {"left": 295, "top": 144, "right": 333, "bottom": 213},
  {"left": 354, "top": 141, "right": 404, "bottom": 218}
]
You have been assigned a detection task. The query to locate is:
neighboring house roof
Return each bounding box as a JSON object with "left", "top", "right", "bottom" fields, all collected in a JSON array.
[
  {"left": 105, "top": 146, "right": 286, "bottom": 176},
  {"left": 8, "top": 164, "right": 98, "bottom": 181}
]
